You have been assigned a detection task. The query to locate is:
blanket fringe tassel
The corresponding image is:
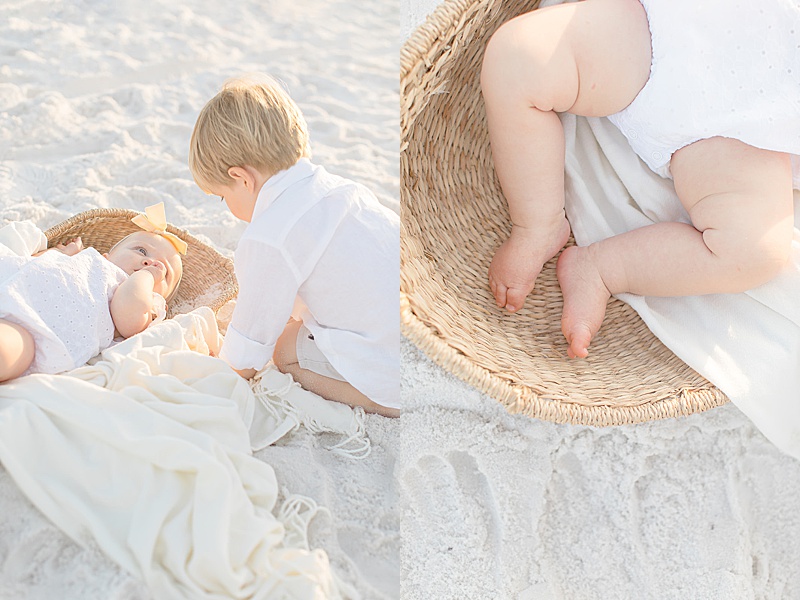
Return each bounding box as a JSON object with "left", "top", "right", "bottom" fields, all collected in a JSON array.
[{"left": 252, "top": 366, "right": 372, "bottom": 460}]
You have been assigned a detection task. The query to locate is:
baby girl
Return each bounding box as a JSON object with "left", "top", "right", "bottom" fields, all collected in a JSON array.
[
  {"left": 0, "top": 203, "right": 185, "bottom": 381},
  {"left": 481, "top": 0, "right": 800, "bottom": 358}
]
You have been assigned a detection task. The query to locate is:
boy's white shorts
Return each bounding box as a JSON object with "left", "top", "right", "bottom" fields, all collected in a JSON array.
[{"left": 295, "top": 323, "right": 346, "bottom": 382}]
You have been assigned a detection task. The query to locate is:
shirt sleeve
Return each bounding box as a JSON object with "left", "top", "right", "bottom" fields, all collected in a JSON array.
[
  {"left": 0, "top": 221, "right": 47, "bottom": 257},
  {"left": 218, "top": 238, "right": 300, "bottom": 371}
]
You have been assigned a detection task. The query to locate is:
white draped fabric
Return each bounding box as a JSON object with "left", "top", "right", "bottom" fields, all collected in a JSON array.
[
  {"left": 562, "top": 113, "right": 800, "bottom": 460},
  {"left": 0, "top": 307, "right": 343, "bottom": 599}
]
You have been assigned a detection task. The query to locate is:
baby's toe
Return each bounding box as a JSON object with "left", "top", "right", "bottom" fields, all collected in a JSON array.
[
  {"left": 491, "top": 281, "right": 507, "bottom": 308},
  {"left": 563, "top": 322, "right": 592, "bottom": 359},
  {"left": 505, "top": 287, "right": 529, "bottom": 313}
]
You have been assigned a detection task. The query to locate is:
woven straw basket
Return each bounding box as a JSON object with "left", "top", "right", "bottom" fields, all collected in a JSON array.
[
  {"left": 400, "top": 0, "right": 729, "bottom": 425},
  {"left": 45, "top": 208, "right": 237, "bottom": 319}
]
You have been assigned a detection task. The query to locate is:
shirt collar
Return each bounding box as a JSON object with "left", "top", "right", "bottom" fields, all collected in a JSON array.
[{"left": 251, "top": 158, "right": 316, "bottom": 222}]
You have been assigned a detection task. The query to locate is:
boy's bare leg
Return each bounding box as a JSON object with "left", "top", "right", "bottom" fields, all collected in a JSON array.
[
  {"left": 557, "top": 138, "right": 795, "bottom": 358},
  {"left": 481, "top": 0, "right": 651, "bottom": 312},
  {"left": 273, "top": 320, "right": 399, "bottom": 418},
  {"left": 0, "top": 319, "right": 35, "bottom": 382}
]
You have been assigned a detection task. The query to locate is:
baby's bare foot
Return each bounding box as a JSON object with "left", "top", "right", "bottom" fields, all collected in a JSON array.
[
  {"left": 556, "top": 245, "right": 611, "bottom": 359},
  {"left": 489, "top": 217, "right": 570, "bottom": 312}
]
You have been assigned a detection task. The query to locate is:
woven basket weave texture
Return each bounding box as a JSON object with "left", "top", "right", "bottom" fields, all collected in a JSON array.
[
  {"left": 45, "top": 208, "right": 237, "bottom": 319},
  {"left": 400, "top": 0, "right": 728, "bottom": 425}
]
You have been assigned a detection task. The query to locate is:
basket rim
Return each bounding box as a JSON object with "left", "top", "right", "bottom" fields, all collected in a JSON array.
[
  {"left": 44, "top": 206, "right": 238, "bottom": 315},
  {"left": 401, "top": 0, "right": 475, "bottom": 79},
  {"left": 45, "top": 207, "right": 215, "bottom": 251},
  {"left": 401, "top": 296, "right": 729, "bottom": 426}
]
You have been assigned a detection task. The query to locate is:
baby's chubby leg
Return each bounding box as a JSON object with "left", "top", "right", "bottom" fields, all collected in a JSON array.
[
  {"left": 481, "top": 0, "right": 651, "bottom": 312},
  {"left": 558, "top": 138, "right": 795, "bottom": 358},
  {"left": 0, "top": 319, "right": 35, "bottom": 382}
]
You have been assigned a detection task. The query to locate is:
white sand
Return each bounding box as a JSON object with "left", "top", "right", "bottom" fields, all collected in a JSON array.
[
  {"left": 400, "top": 2, "right": 800, "bottom": 599},
  {"left": 0, "top": 0, "right": 398, "bottom": 598}
]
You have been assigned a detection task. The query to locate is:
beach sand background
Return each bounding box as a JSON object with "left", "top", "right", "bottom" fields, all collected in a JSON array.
[
  {"left": 400, "top": 1, "right": 800, "bottom": 599},
  {"left": 0, "top": 1, "right": 398, "bottom": 598}
]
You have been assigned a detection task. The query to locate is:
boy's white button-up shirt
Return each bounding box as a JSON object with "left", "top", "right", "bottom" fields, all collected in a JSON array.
[{"left": 219, "top": 158, "right": 400, "bottom": 409}]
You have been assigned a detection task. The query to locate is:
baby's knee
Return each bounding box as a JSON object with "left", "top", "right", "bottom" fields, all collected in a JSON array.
[
  {"left": 705, "top": 226, "right": 792, "bottom": 290},
  {"left": 746, "top": 232, "right": 792, "bottom": 286}
]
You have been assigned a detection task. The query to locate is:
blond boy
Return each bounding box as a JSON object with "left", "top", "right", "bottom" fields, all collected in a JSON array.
[{"left": 189, "top": 74, "right": 399, "bottom": 417}]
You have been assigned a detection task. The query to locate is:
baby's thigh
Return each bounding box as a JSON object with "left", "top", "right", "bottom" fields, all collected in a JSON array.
[
  {"left": 0, "top": 318, "right": 35, "bottom": 381},
  {"left": 672, "top": 137, "right": 795, "bottom": 259},
  {"left": 481, "top": 0, "right": 651, "bottom": 115}
]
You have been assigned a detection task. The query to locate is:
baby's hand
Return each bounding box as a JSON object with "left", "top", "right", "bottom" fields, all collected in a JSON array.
[
  {"left": 54, "top": 237, "right": 83, "bottom": 256},
  {"left": 141, "top": 263, "right": 166, "bottom": 283},
  {"left": 110, "top": 270, "right": 163, "bottom": 339}
]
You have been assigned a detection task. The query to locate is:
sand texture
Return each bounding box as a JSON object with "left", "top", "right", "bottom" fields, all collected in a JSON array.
[{"left": 401, "top": 340, "right": 800, "bottom": 600}]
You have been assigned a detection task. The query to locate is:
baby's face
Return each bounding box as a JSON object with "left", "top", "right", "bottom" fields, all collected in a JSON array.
[{"left": 105, "top": 231, "right": 183, "bottom": 299}]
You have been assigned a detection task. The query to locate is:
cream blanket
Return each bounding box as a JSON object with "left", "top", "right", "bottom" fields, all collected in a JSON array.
[
  {"left": 562, "top": 113, "right": 800, "bottom": 459},
  {"left": 0, "top": 307, "right": 344, "bottom": 599}
]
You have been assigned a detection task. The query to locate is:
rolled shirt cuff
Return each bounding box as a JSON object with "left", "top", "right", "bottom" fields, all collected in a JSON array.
[{"left": 218, "top": 325, "right": 275, "bottom": 371}]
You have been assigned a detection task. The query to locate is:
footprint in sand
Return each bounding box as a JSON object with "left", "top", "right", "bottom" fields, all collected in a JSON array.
[{"left": 401, "top": 451, "right": 502, "bottom": 595}]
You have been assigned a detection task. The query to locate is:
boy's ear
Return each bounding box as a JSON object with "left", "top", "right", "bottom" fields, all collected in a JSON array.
[{"left": 227, "top": 166, "right": 254, "bottom": 190}]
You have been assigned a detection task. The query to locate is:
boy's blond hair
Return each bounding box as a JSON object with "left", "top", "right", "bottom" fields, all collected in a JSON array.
[{"left": 188, "top": 74, "right": 311, "bottom": 190}]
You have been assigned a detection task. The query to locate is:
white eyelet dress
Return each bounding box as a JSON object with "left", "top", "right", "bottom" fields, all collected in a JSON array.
[
  {"left": 607, "top": 0, "right": 800, "bottom": 187},
  {"left": 0, "top": 247, "right": 128, "bottom": 375}
]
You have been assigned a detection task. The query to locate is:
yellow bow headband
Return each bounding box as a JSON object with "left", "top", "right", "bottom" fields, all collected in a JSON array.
[{"left": 131, "top": 203, "right": 188, "bottom": 255}]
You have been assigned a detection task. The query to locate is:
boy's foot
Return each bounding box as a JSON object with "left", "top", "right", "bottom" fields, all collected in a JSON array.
[
  {"left": 556, "top": 245, "right": 611, "bottom": 359},
  {"left": 488, "top": 217, "right": 571, "bottom": 313}
]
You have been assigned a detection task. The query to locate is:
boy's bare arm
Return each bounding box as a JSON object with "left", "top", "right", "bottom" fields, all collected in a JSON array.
[{"left": 110, "top": 268, "right": 161, "bottom": 338}]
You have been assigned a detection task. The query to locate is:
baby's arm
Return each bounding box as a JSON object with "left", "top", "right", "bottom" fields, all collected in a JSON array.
[{"left": 109, "top": 268, "right": 163, "bottom": 338}]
